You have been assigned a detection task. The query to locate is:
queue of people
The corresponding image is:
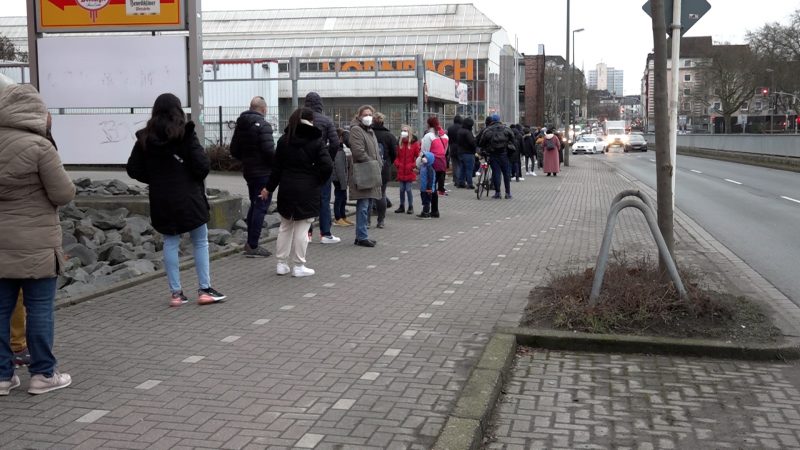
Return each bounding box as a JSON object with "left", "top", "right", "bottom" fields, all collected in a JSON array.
[{"left": 0, "top": 78, "right": 568, "bottom": 397}]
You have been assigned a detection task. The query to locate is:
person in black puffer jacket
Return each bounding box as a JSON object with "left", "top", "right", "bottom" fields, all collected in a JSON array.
[
  {"left": 304, "top": 92, "right": 341, "bottom": 244},
  {"left": 127, "top": 93, "right": 226, "bottom": 307},
  {"left": 456, "top": 117, "right": 476, "bottom": 189},
  {"left": 230, "top": 96, "right": 275, "bottom": 257},
  {"left": 447, "top": 115, "right": 462, "bottom": 186},
  {"left": 265, "top": 107, "right": 333, "bottom": 278},
  {"left": 370, "top": 112, "right": 398, "bottom": 228}
]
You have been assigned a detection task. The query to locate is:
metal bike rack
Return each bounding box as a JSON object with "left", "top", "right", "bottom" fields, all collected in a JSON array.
[{"left": 590, "top": 190, "right": 687, "bottom": 305}]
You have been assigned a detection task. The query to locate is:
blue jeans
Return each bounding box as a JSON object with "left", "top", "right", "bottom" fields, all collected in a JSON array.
[
  {"left": 490, "top": 153, "right": 511, "bottom": 195},
  {"left": 355, "top": 199, "right": 370, "bottom": 241},
  {"left": 319, "top": 176, "right": 333, "bottom": 237},
  {"left": 0, "top": 278, "right": 57, "bottom": 379},
  {"left": 399, "top": 181, "right": 413, "bottom": 208},
  {"left": 459, "top": 153, "right": 475, "bottom": 187},
  {"left": 245, "top": 176, "right": 272, "bottom": 249},
  {"left": 163, "top": 224, "right": 210, "bottom": 293},
  {"left": 333, "top": 188, "right": 347, "bottom": 220}
]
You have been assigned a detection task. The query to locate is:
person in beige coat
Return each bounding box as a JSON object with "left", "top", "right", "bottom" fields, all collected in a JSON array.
[
  {"left": 0, "top": 79, "right": 76, "bottom": 395},
  {"left": 347, "top": 105, "right": 382, "bottom": 247}
]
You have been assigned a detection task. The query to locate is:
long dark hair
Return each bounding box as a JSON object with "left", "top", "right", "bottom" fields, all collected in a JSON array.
[
  {"left": 284, "top": 107, "right": 315, "bottom": 145},
  {"left": 141, "top": 93, "right": 185, "bottom": 145}
]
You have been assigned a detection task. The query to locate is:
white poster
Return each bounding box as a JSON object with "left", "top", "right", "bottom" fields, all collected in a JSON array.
[
  {"left": 127, "top": 0, "right": 160, "bottom": 15},
  {"left": 455, "top": 81, "right": 468, "bottom": 105}
]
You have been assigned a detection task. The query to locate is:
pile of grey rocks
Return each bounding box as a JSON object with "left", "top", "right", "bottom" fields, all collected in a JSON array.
[{"left": 58, "top": 179, "right": 248, "bottom": 299}]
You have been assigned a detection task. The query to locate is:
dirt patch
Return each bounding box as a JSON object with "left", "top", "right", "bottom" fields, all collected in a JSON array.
[{"left": 523, "top": 255, "right": 781, "bottom": 343}]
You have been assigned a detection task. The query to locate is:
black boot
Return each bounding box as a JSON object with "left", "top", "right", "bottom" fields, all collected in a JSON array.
[{"left": 394, "top": 206, "right": 405, "bottom": 213}]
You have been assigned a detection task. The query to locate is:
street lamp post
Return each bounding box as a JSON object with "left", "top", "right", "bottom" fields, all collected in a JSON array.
[
  {"left": 554, "top": 76, "right": 562, "bottom": 127},
  {"left": 766, "top": 68, "right": 774, "bottom": 133},
  {"left": 564, "top": 0, "right": 571, "bottom": 166},
  {"left": 571, "top": 28, "right": 585, "bottom": 144}
]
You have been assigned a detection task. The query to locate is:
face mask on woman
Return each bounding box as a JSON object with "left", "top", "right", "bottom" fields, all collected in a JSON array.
[
  {"left": 361, "top": 115, "right": 373, "bottom": 127},
  {"left": 400, "top": 131, "right": 409, "bottom": 139}
]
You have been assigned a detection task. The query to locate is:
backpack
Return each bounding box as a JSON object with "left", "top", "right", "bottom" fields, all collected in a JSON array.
[{"left": 545, "top": 138, "right": 556, "bottom": 151}]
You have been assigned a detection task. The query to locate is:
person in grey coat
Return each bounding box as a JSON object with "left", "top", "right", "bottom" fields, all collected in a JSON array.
[{"left": 347, "top": 105, "right": 382, "bottom": 248}]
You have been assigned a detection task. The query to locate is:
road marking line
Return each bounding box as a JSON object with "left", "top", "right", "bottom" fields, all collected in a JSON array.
[
  {"left": 366, "top": 265, "right": 377, "bottom": 269},
  {"left": 182, "top": 355, "right": 205, "bottom": 363},
  {"left": 418, "top": 313, "right": 432, "bottom": 318},
  {"left": 323, "top": 283, "right": 335, "bottom": 288},
  {"left": 332, "top": 399, "right": 356, "bottom": 410},
  {"left": 443, "top": 290, "right": 455, "bottom": 294},
  {"left": 724, "top": 178, "right": 742, "bottom": 185},
  {"left": 135, "top": 380, "right": 162, "bottom": 390},
  {"left": 280, "top": 305, "right": 295, "bottom": 311},
  {"left": 340, "top": 274, "right": 351, "bottom": 278},
  {"left": 690, "top": 169, "right": 703, "bottom": 174},
  {"left": 473, "top": 271, "right": 483, "bottom": 275},
  {"left": 432, "top": 301, "right": 445, "bottom": 306},
  {"left": 390, "top": 257, "right": 399, "bottom": 261},
  {"left": 303, "top": 293, "right": 316, "bottom": 298},
  {"left": 453, "top": 280, "right": 464, "bottom": 284},
  {"left": 76, "top": 410, "right": 110, "bottom": 424},
  {"left": 781, "top": 196, "right": 800, "bottom": 204}
]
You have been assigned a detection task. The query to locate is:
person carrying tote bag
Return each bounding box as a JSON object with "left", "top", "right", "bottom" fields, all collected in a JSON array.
[{"left": 347, "top": 105, "right": 383, "bottom": 248}]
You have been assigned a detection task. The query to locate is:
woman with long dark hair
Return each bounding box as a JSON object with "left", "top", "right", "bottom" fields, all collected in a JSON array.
[
  {"left": 265, "top": 108, "right": 332, "bottom": 277},
  {"left": 127, "top": 93, "right": 226, "bottom": 307}
]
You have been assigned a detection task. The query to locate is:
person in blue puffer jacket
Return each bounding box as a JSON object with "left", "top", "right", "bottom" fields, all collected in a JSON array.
[{"left": 415, "top": 150, "right": 436, "bottom": 219}]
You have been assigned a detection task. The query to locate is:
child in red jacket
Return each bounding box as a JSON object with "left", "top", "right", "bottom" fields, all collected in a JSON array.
[{"left": 394, "top": 124, "right": 420, "bottom": 215}]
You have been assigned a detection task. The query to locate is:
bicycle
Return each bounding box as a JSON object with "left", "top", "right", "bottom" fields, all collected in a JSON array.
[{"left": 475, "top": 157, "right": 493, "bottom": 199}]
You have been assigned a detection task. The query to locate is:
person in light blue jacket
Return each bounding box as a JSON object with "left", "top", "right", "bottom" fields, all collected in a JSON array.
[{"left": 415, "top": 150, "right": 436, "bottom": 219}]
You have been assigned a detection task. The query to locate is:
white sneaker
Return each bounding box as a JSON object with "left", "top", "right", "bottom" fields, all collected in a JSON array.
[
  {"left": 475, "top": 172, "right": 481, "bottom": 177},
  {"left": 28, "top": 372, "right": 71, "bottom": 395},
  {"left": 0, "top": 374, "right": 20, "bottom": 395},
  {"left": 292, "top": 265, "right": 315, "bottom": 277},
  {"left": 276, "top": 262, "right": 290, "bottom": 275},
  {"left": 518, "top": 177, "right": 525, "bottom": 181},
  {"left": 531, "top": 172, "right": 537, "bottom": 176},
  {"left": 320, "top": 235, "right": 341, "bottom": 244}
]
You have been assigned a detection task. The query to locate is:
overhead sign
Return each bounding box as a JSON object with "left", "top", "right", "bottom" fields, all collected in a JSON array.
[
  {"left": 36, "top": 0, "right": 186, "bottom": 33},
  {"left": 642, "top": 0, "right": 711, "bottom": 36}
]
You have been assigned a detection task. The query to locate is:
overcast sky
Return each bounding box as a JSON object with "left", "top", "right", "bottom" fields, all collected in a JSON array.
[{"left": 4, "top": 0, "right": 799, "bottom": 95}]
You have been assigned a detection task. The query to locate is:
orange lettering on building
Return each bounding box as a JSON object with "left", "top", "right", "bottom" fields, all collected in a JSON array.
[
  {"left": 340, "top": 61, "right": 363, "bottom": 71},
  {"left": 312, "top": 59, "right": 475, "bottom": 80}
]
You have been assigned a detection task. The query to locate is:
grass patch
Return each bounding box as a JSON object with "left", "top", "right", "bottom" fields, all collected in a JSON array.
[{"left": 524, "top": 255, "right": 781, "bottom": 343}]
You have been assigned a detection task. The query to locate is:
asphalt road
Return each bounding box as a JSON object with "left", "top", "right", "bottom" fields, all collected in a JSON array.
[{"left": 599, "top": 150, "right": 800, "bottom": 306}]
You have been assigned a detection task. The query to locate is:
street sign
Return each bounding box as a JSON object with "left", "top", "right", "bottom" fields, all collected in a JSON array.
[
  {"left": 35, "top": 0, "right": 186, "bottom": 33},
  {"left": 642, "top": 0, "right": 711, "bottom": 36}
]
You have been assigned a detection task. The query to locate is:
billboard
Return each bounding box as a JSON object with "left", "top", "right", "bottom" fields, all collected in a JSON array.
[{"left": 36, "top": 0, "right": 186, "bottom": 32}]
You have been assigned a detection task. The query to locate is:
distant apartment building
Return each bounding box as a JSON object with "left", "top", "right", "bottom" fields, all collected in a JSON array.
[{"left": 589, "top": 62, "right": 624, "bottom": 96}]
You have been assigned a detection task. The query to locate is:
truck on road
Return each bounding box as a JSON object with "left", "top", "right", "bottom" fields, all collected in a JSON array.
[{"left": 604, "top": 120, "right": 627, "bottom": 151}]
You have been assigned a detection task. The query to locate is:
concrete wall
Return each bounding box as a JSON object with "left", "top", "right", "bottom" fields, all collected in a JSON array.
[{"left": 643, "top": 134, "right": 800, "bottom": 158}]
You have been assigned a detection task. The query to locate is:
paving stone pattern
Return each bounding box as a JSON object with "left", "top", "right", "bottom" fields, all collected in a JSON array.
[
  {"left": 487, "top": 349, "right": 800, "bottom": 450},
  {"left": 1, "top": 158, "right": 793, "bottom": 449}
]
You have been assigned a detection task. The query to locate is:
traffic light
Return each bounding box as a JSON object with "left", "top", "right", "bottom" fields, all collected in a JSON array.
[{"left": 761, "top": 87, "right": 770, "bottom": 96}]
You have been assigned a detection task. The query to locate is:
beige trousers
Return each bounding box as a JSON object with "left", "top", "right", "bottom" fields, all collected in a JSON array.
[{"left": 276, "top": 217, "right": 313, "bottom": 266}]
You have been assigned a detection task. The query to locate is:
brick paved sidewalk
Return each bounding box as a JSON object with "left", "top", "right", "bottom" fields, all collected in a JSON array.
[
  {"left": 2, "top": 157, "right": 796, "bottom": 449},
  {"left": 487, "top": 349, "right": 800, "bottom": 450}
]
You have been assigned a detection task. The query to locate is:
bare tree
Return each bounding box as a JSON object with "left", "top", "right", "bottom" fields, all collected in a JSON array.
[
  {"left": 0, "top": 34, "right": 16, "bottom": 61},
  {"left": 747, "top": 8, "right": 800, "bottom": 115},
  {"left": 693, "top": 46, "right": 759, "bottom": 132}
]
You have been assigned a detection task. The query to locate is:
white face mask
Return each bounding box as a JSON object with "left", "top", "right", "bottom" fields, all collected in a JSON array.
[
  {"left": 361, "top": 115, "right": 373, "bottom": 127},
  {"left": 400, "top": 131, "right": 409, "bottom": 138}
]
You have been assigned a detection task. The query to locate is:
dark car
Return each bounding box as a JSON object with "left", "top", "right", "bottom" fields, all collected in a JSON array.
[{"left": 624, "top": 133, "right": 648, "bottom": 152}]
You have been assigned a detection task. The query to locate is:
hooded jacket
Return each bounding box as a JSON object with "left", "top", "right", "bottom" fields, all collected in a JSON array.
[
  {"left": 416, "top": 150, "right": 436, "bottom": 192},
  {"left": 266, "top": 122, "right": 333, "bottom": 220},
  {"left": 421, "top": 128, "right": 449, "bottom": 172},
  {"left": 347, "top": 117, "right": 383, "bottom": 200},
  {"left": 479, "top": 121, "right": 516, "bottom": 155},
  {"left": 304, "top": 92, "right": 340, "bottom": 160},
  {"left": 446, "top": 115, "right": 462, "bottom": 158},
  {"left": 456, "top": 118, "right": 476, "bottom": 156},
  {"left": 229, "top": 109, "right": 275, "bottom": 179},
  {"left": 0, "top": 84, "right": 76, "bottom": 279},
  {"left": 127, "top": 121, "right": 210, "bottom": 235}
]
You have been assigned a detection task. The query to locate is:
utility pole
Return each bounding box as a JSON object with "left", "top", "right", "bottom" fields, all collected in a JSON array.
[{"left": 564, "top": 0, "right": 571, "bottom": 166}]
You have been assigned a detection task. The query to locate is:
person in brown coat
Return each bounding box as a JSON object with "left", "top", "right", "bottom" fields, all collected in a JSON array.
[
  {"left": 347, "top": 105, "right": 382, "bottom": 247},
  {"left": 0, "top": 80, "right": 75, "bottom": 395}
]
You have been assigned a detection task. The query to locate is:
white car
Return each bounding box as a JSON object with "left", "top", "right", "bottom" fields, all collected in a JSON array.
[{"left": 571, "top": 135, "right": 606, "bottom": 154}]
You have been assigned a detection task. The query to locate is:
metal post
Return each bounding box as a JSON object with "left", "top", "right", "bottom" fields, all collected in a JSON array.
[
  {"left": 668, "top": 0, "right": 681, "bottom": 210},
  {"left": 564, "top": 0, "right": 571, "bottom": 167},
  {"left": 188, "top": 0, "right": 204, "bottom": 144},
  {"left": 218, "top": 105, "right": 223, "bottom": 146},
  {"left": 290, "top": 57, "right": 299, "bottom": 110},
  {"left": 416, "top": 55, "right": 425, "bottom": 138},
  {"left": 26, "top": 1, "right": 39, "bottom": 89}
]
